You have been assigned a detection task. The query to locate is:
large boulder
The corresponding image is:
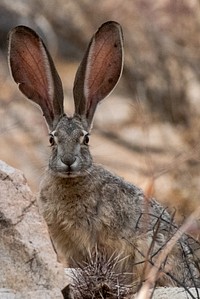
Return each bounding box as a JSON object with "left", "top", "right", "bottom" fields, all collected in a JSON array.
[{"left": 0, "top": 160, "right": 66, "bottom": 298}]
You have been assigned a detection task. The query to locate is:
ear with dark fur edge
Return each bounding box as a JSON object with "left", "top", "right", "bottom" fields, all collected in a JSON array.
[
  {"left": 8, "top": 26, "right": 64, "bottom": 130},
  {"left": 73, "top": 21, "right": 124, "bottom": 129}
]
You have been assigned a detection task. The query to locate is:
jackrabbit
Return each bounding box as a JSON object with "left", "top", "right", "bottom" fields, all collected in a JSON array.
[{"left": 8, "top": 21, "right": 200, "bottom": 290}]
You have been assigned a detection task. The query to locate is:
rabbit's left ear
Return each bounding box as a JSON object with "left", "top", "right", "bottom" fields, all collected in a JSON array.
[
  {"left": 8, "top": 26, "right": 64, "bottom": 130},
  {"left": 73, "top": 21, "right": 124, "bottom": 129}
]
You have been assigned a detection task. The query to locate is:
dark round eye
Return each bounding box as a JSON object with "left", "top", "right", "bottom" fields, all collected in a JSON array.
[
  {"left": 84, "top": 134, "right": 90, "bottom": 145},
  {"left": 49, "top": 135, "right": 55, "bottom": 146}
]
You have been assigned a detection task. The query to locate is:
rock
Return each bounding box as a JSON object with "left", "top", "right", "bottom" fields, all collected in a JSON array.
[
  {"left": 153, "top": 287, "right": 200, "bottom": 299},
  {"left": 0, "top": 160, "right": 66, "bottom": 298},
  {"left": 0, "top": 288, "right": 62, "bottom": 299}
]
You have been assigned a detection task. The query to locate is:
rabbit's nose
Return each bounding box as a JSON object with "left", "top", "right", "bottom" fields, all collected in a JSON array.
[{"left": 60, "top": 156, "right": 77, "bottom": 168}]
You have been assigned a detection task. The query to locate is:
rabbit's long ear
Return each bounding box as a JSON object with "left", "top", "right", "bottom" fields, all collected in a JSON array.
[
  {"left": 73, "top": 21, "right": 123, "bottom": 128},
  {"left": 8, "top": 26, "right": 64, "bottom": 130}
]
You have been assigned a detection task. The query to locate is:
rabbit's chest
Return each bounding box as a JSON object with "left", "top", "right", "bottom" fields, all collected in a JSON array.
[
  {"left": 40, "top": 189, "right": 105, "bottom": 261},
  {"left": 55, "top": 195, "right": 100, "bottom": 230},
  {"left": 39, "top": 181, "right": 101, "bottom": 238},
  {"left": 39, "top": 176, "right": 135, "bottom": 264}
]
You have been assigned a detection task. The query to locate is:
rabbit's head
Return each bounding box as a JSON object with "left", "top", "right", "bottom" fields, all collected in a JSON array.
[
  {"left": 47, "top": 115, "right": 92, "bottom": 177},
  {"left": 8, "top": 21, "right": 124, "bottom": 177}
]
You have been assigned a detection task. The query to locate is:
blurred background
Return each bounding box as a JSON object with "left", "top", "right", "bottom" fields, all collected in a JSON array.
[{"left": 1, "top": 0, "right": 200, "bottom": 223}]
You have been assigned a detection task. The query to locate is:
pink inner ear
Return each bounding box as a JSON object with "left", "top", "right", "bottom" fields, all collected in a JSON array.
[
  {"left": 8, "top": 26, "right": 62, "bottom": 129},
  {"left": 83, "top": 22, "right": 123, "bottom": 124}
]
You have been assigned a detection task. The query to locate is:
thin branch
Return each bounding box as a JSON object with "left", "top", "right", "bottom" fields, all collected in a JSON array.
[{"left": 135, "top": 207, "right": 200, "bottom": 299}]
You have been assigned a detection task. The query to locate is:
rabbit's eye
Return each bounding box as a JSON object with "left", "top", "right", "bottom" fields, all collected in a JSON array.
[
  {"left": 49, "top": 134, "right": 55, "bottom": 146},
  {"left": 83, "top": 134, "right": 90, "bottom": 145},
  {"left": 80, "top": 130, "right": 90, "bottom": 145}
]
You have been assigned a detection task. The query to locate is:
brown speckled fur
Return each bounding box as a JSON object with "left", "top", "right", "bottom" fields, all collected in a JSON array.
[{"left": 39, "top": 158, "right": 199, "bottom": 287}]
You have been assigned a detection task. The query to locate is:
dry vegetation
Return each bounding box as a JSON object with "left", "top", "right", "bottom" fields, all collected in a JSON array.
[{"left": 1, "top": 0, "right": 200, "bottom": 297}]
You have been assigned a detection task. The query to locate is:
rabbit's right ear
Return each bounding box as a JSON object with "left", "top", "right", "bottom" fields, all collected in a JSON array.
[
  {"left": 8, "top": 26, "right": 64, "bottom": 130},
  {"left": 73, "top": 21, "right": 124, "bottom": 129}
]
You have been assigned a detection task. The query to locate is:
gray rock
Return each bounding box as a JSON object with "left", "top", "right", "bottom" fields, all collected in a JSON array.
[
  {"left": 153, "top": 287, "right": 200, "bottom": 299},
  {"left": 0, "top": 161, "right": 66, "bottom": 298},
  {"left": 0, "top": 288, "right": 62, "bottom": 299}
]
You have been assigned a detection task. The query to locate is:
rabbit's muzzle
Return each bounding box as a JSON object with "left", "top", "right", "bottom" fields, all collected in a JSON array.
[
  {"left": 60, "top": 155, "right": 77, "bottom": 169},
  {"left": 52, "top": 154, "right": 81, "bottom": 177},
  {"left": 49, "top": 143, "right": 92, "bottom": 178}
]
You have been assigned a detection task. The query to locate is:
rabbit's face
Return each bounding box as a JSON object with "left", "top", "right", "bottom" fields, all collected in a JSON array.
[{"left": 48, "top": 115, "right": 92, "bottom": 178}]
